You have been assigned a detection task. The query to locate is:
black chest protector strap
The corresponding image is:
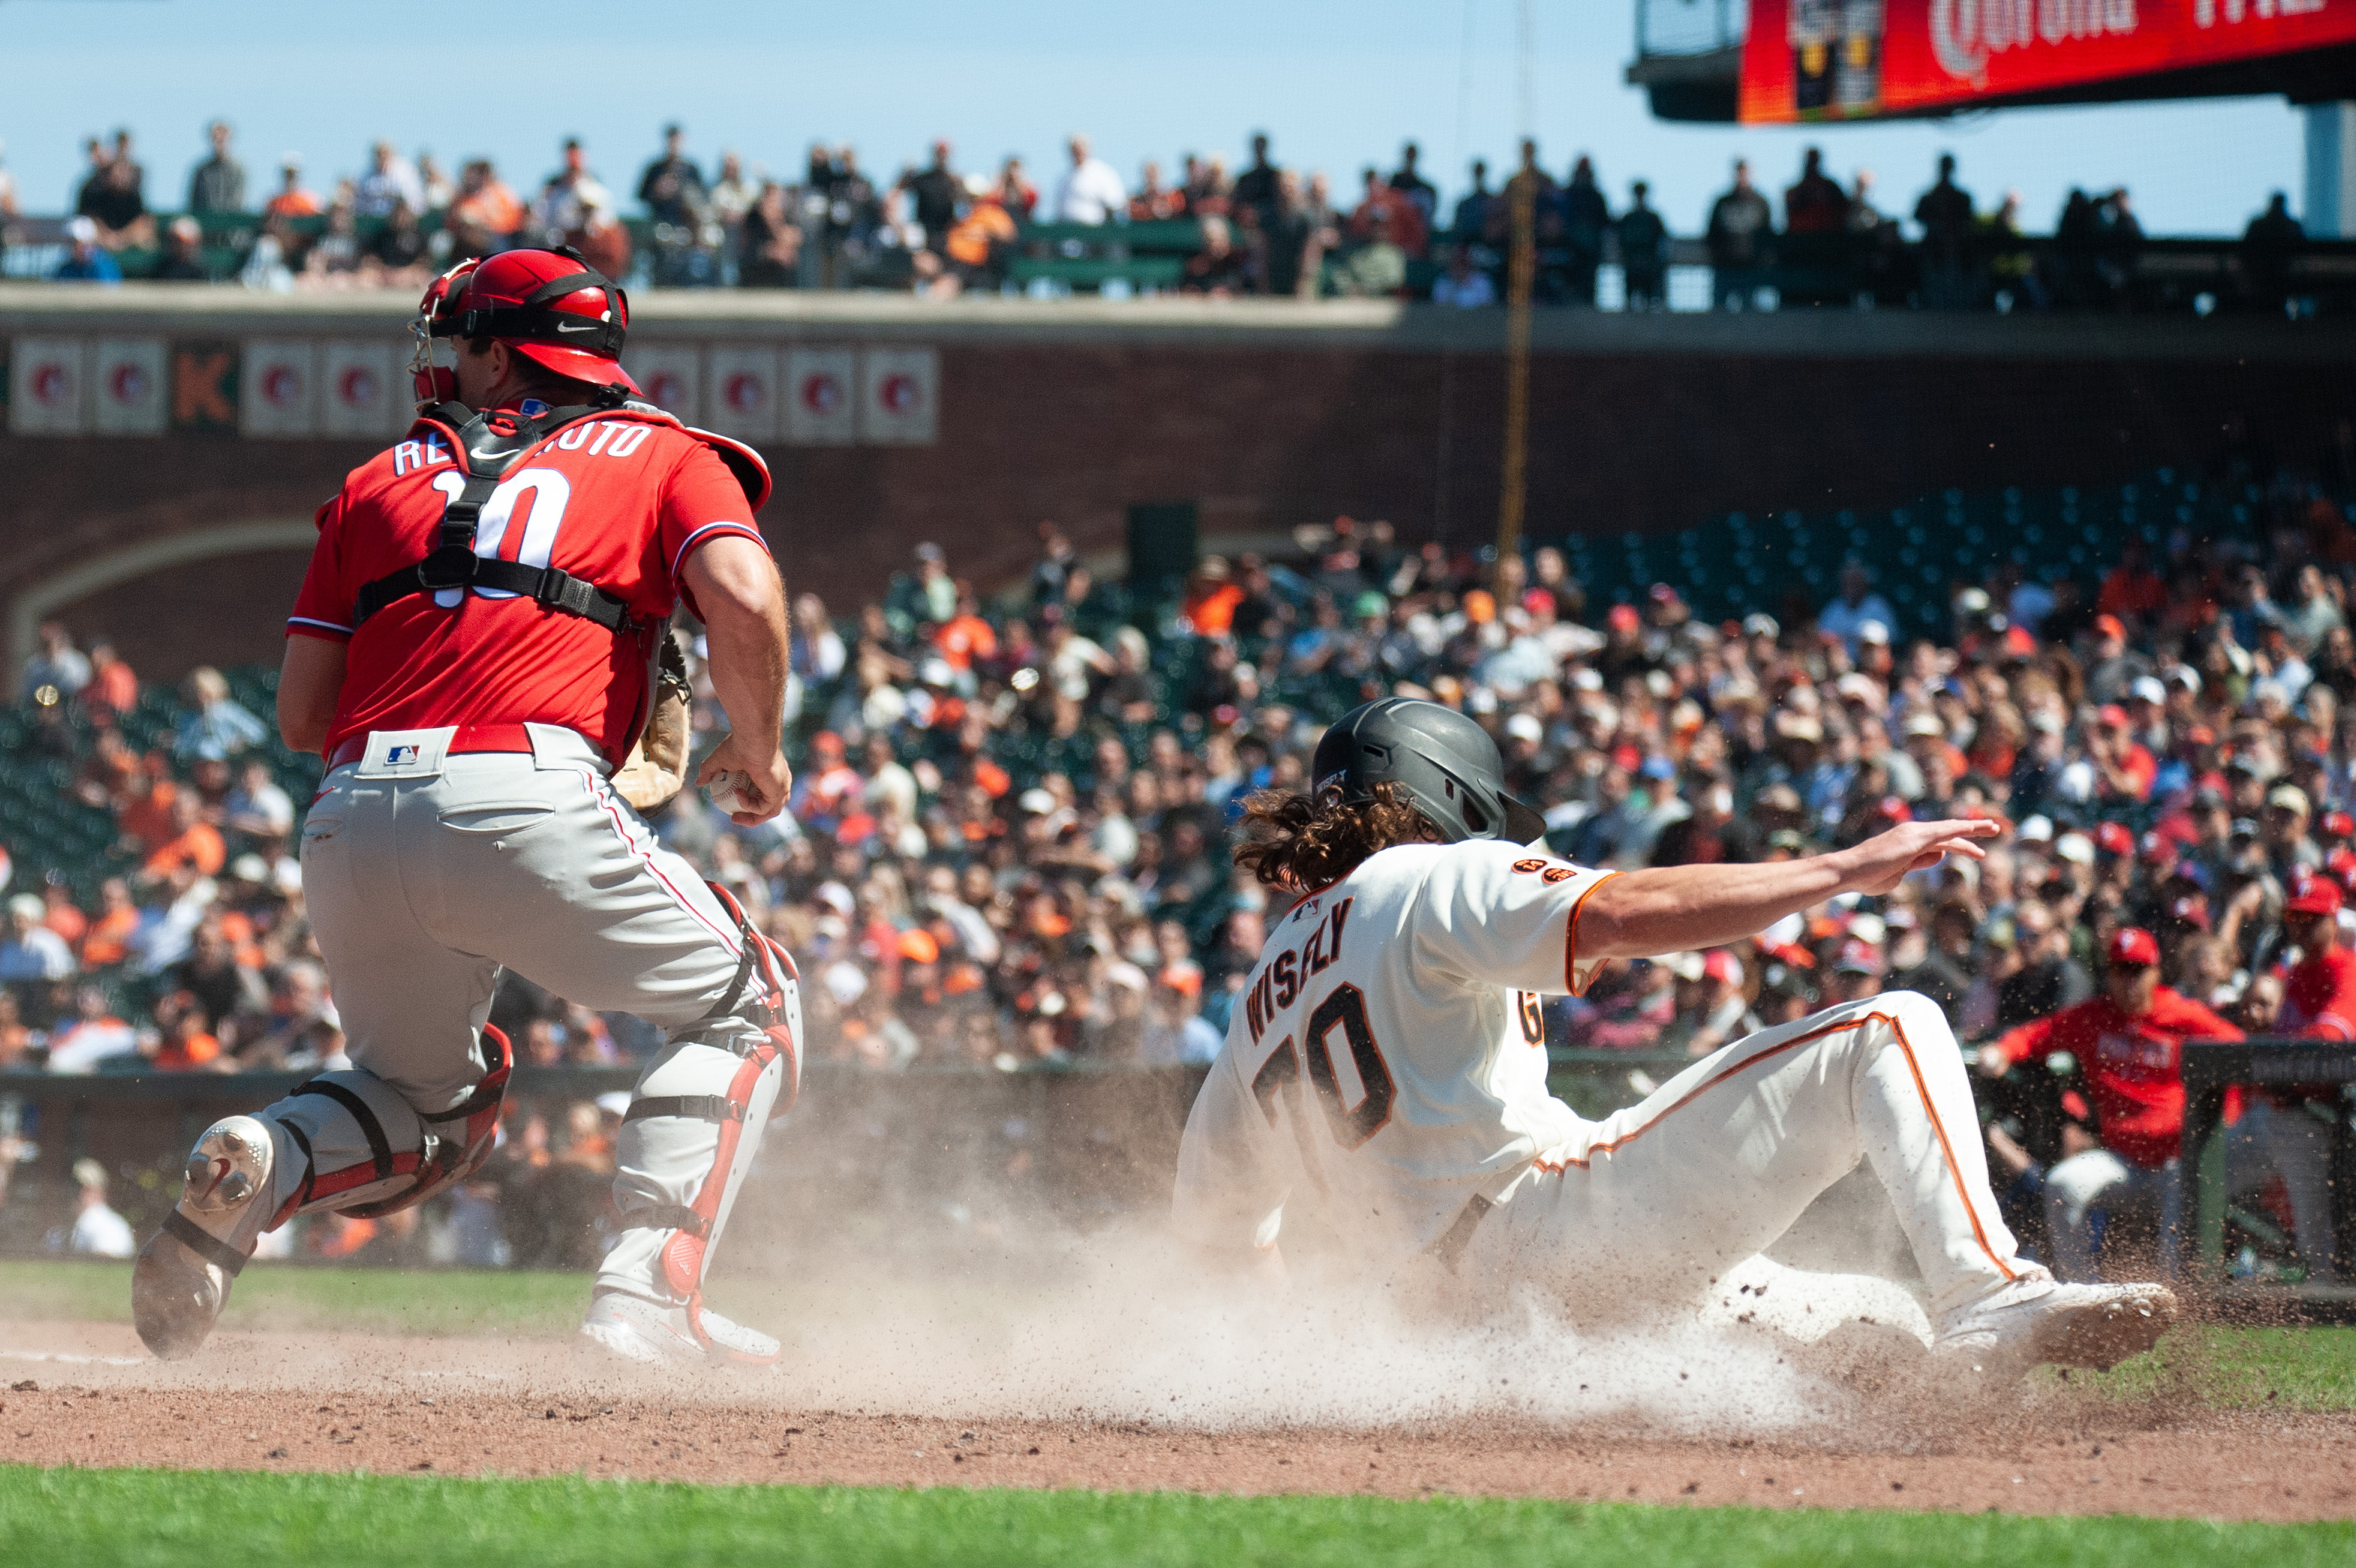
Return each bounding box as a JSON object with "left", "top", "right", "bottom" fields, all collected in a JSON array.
[{"left": 352, "top": 394, "right": 640, "bottom": 634}]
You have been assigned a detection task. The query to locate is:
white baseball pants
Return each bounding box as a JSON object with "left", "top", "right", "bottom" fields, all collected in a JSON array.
[
  {"left": 260, "top": 724, "right": 791, "bottom": 1304},
  {"left": 1467, "top": 991, "right": 2025, "bottom": 1320}
]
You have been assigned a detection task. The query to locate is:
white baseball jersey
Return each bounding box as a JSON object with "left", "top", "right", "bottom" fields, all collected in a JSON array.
[{"left": 1173, "top": 841, "right": 1617, "bottom": 1262}]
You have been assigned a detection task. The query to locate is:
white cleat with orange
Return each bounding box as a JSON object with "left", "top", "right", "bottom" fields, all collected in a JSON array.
[{"left": 580, "top": 1290, "right": 781, "bottom": 1368}]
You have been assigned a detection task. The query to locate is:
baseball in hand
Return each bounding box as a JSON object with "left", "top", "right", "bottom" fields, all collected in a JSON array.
[{"left": 706, "top": 769, "right": 751, "bottom": 814}]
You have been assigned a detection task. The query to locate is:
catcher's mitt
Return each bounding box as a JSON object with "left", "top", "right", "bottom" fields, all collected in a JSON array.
[{"left": 612, "top": 631, "right": 693, "bottom": 813}]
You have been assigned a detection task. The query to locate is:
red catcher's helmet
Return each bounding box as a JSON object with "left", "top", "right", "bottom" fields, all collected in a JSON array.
[{"left": 411, "top": 247, "right": 638, "bottom": 399}]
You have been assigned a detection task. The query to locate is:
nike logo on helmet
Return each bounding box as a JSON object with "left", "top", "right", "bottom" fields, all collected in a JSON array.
[{"left": 552, "top": 321, "right": 600, "bottom": 334}]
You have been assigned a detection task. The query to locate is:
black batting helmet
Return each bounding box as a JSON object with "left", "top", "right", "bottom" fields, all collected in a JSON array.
[{"left": 1310, "top": 697, "right": 1548, "bottom": 846}]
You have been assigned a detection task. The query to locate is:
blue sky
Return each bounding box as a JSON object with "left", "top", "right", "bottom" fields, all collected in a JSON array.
[{"left": 0, "top": 0, "right": 2306, "bottom": 236}]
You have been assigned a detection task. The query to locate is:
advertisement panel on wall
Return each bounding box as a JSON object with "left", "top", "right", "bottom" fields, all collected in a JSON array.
[{"left": 1740, "top": 0, "right": 2356, "bottom": 123}]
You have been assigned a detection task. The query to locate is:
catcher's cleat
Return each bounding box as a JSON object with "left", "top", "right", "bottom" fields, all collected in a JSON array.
[
  {"left": 1933, "top": 1269, "right": 2177, "bottom": 1380},
  {"left": 580, "top": 1289, "right": 780, "bottom": 1368},
  {"left": 131, "top": 1115, "right": 272, "bottom": 1360}
]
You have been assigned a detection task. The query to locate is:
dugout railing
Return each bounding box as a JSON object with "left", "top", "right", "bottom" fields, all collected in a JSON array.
[{"left": 2179, "top": 1036, "right": 2356, "bottom": 1321}]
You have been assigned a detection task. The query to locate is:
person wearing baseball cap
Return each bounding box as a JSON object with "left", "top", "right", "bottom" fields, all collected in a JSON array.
[
  {"left": 1979, "top": 925, "right": 2240, "bottom": 1281},
  {"left": 2088, "top": 704, "right": 2156, "bottom": 802}
]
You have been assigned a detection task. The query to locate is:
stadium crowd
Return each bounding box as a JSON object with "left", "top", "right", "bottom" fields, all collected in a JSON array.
[
  {"left": 5, "top": 120, "right": 2322, "bottom": 311},
  {"left": 5, "top": 458, "right": 2356, "bottom": 1274}
]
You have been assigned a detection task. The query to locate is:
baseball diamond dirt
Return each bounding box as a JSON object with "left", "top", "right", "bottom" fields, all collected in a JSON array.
[{"left": 5, "top": 1299, "right": 2354, "bottom": 1524}]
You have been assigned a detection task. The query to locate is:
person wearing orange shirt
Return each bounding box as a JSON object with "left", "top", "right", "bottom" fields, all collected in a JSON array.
[
  {"left": 1181, "top": 557, "right": 1245, "bottom": 637},
  {"left": 116, "top": 763, "right": 182, "bottom": 856},
  {"left": 262, "top": 159, "right": 322, "bottom": 218},
  {"left": 82, "top": 643, "right": 139, "bottom": 725},
  {"left": 141, "top": 793, "right": 226, "bottom": 881},
  {"left": 78, "top": 877, "right": 139, "bottom": 969},
  {"left": 41, "top": 882, "right": 88, "bottom": 954},
  {"left": 149, "top": 991, "right": 222, "bottom": 1071},
  {"left": 934, "top": 586, "right": 997, "bottom": 673}
]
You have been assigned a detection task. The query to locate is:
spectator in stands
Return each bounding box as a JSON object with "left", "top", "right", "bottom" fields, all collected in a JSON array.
[
  {"left": 364, "top": 198, "right": 432, "bottom": 280},
  {"left": 1128, "top": 161, "right": 1181, "bottom": 222},
  {"left": 1339, "top": 167, "right": 1418, "bottom": 294},
  {"left": 1388, "top": 142, "right": 1438, "bottom": 231},
  {"left": 417, "top": 152, "right": 454, "bottom": 210},
  {"left": 1431, "top": 245, "right": 1495, "bottom": 308},
  {"left": 2097, "top": 537, "right": 2168, "bottom": 628},
  {"left": 262, "top": 158, "right": 322, "bottom": 219},
  {"left": 44, "top": 985, "right": 135, "bottom": 1073},
  {"left": 1818, "top": 560, "right": 1896, "bottom": 653},
  {"left": 77, "top": 130, "right": 152, "bottom": 251},
  {"left": 187, "top": 120, "right": 244, "bottom": 214},
  {"left": 445, "top": 158, "right": 524, "bottom": 257},
  {"left": 153, "top": 215, "right": 209, "bottom": 281},
  {"left": 1138, "top": 968, "right": 1222, "bottom": 1065},
  {"left": 50, "top": 215, "right": 121, "bottom": 284},
  {"left": 905, "top": 140, "right": 961, "bottom": 246},
  {"left": 1783, "top": 146, "right": 1845, "bottom": 234},
  {"left": 1053, "top": 134, "right": 1127, "bottom": 225},
  {"left": 68, "top": 1159, "right": 136, "bottom": 1257},
  {"left": 707, "top": 151, "right": 757, "bottom": 270},
  {"left": 22, "top": 621, "right": 92, "bottom": 702},
  {"left": 1705, "top": 158, "right": 1771, "bottom": 309},
  {"left": 531, "top": 137, "right": 627, "bottom": 278},
  {"left": 1229, "top": 133, "right": 1281, "bottom": 230},
  {"left": 996, "top": 155, "right": 1038, "bottom": 219},
  {"left": 171, "top": 667, "right": 266, "bottom": 762},
  {"left": 0, "top": 894, "right": 74, "bottom": 989},
  {"left": 638, "top": 122, "right": 711, "bottom": 285},
  {"left": 1558, "top": 155, "right": 1608, "bottom": 303},
  {"left": 2243, "top": 191, "right": 2304, "bottom": 312},
  {"left": 638, "top": 122, "right": 707, "bottom": 224},
  {"left": 1617, "top": 180, "right": 1668, "bottom": 311},
  {"left": 1452, "top": 160, "right": 1494, "bottom": 251},
  {"left": 1912, "top": 152, "right": 1976, "bottom": 308},
  {"left": 354, "top": 139, "right": 425, "bottom": 218}
]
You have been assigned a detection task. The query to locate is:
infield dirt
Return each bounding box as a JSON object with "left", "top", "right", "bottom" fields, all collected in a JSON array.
[{"left": 4, "top": 1318, "right": 2353, "bottom": 1522}]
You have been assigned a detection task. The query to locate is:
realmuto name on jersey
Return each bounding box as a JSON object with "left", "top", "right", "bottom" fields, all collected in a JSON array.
[
  {"left": 390, "top": 418, "right": 663, "bottom": 478},
  {"left": 1244, "top": 896, "right": 1354, "bottom": 1045}
]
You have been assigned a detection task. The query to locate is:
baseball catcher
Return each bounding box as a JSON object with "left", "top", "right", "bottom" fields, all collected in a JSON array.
[
  {"left": 133, "top": 248, "right": 801, "bottom": 1367},
  {"left": 1174, "top": 698, "right": 2177, "bottom": 1379}
]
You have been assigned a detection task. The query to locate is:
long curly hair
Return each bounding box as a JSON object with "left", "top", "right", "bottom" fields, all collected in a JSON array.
[{"left": 1232, "top": 781, "right": 1436, "bottom": 890}]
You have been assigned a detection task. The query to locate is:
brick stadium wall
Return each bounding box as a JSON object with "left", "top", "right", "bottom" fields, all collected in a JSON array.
[{"left": 4, "top": 287, "right": 2351, "bottom": 678}]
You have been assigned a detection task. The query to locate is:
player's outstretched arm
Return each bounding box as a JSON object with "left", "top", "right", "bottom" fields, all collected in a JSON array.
[
  {"left": 1575, "top": 818, "right": 2001, "bottom": 962},
  {"left": 683, "top": 535, "right": 792, "bottom": 826}
]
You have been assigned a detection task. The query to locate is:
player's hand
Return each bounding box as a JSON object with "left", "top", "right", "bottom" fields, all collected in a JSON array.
[
  {"left": 697, "top": 732, "right": 791, "bottom": 826},
  {"left": 1834, "top": 817, "right": 2002, "bottom": 897}
]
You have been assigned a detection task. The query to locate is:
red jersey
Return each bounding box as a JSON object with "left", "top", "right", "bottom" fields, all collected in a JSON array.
[
  {"left": 1989, "top": 989, "right": 2242, "bottom": 1169},
  {"left": 288, "top": 408, "right": 766, "bottom": 761},
  {"left": 2282, "top": 945, "right": 2356, "bottom": 1040}
]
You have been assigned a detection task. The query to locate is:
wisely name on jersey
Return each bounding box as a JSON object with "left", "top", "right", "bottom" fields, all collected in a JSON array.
[
  {"left": 288, "top": 408, "right": 766, "bottom": 763},
  {"left": 1174, "top": 839, "right": 1615, "bottom": 1263}
]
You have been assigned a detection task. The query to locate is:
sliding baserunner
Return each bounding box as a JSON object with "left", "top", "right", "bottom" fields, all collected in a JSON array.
[{"left": 1175, "top": 697, "right": 2175, "bottom": 1377}]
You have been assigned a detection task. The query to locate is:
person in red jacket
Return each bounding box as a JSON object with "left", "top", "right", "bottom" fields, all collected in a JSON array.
[{"left": 1982, "top": 926, "right": 2240, "bottom": 1280}]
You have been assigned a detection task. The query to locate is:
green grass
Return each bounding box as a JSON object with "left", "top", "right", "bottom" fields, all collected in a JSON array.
[
  {"left": 0, "top": 1467, "right": 2348, "bottom": 1568},
  {"left": 0, "top": 1259, "right": 586, "bottom": 1338},
  {"left": 2055, "top": 1325, "right": 2356, "bottom": 1411}
]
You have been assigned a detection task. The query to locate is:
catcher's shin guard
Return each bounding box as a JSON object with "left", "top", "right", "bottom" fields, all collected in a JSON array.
[
  {"left": 596, "top": 883, "right": 800, "bottom": 1362},
  {"left": 267, "top": 1025, "right": 513, "bottom": 1225}
]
